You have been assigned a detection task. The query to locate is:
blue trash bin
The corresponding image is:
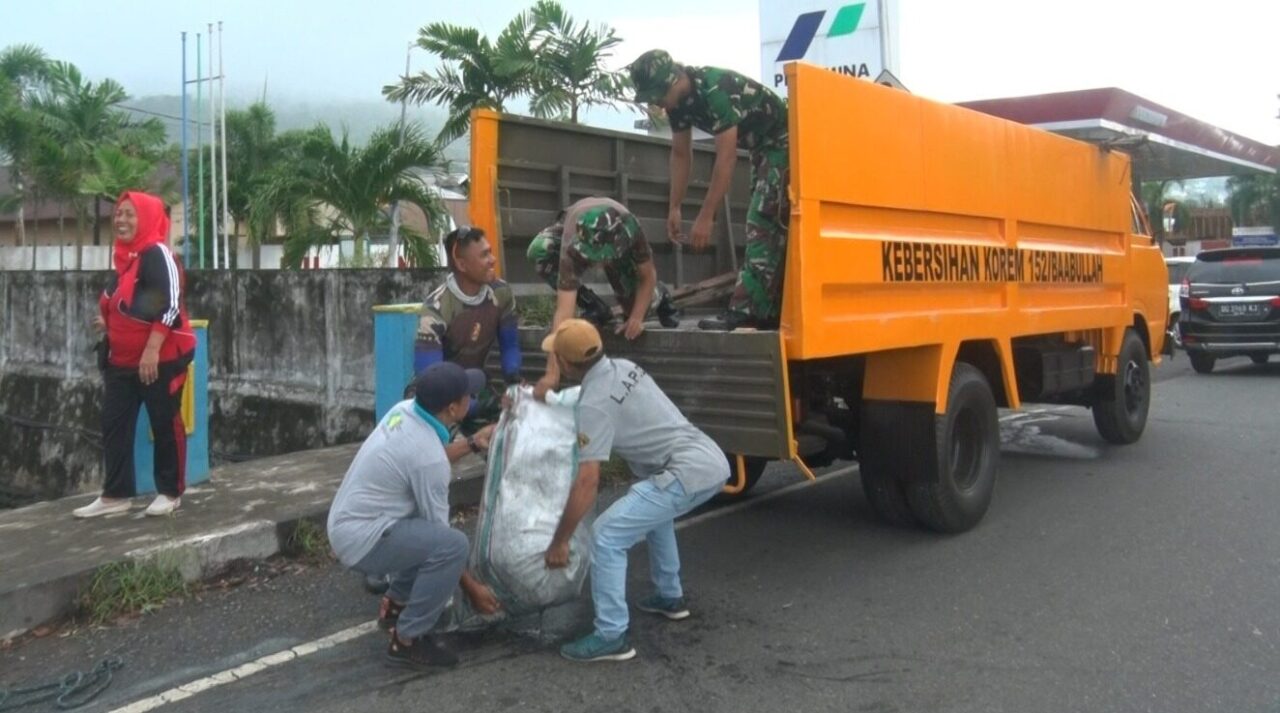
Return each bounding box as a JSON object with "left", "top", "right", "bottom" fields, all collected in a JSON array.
[
  {"left": 133, "top": 319, "right": 210, "bottom": 493},
  {"left": 373, "top": 304, "right": 423, "bottom": 422}
]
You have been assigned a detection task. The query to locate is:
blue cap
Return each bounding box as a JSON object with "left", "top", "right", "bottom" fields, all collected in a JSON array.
[{"left": 414, "top": 362, "right": 487, "bottom": 413}]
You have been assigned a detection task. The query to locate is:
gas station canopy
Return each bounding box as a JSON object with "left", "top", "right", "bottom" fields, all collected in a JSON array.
[{"left": 960, "top": 88, "right": 1278, "bottom": 181}]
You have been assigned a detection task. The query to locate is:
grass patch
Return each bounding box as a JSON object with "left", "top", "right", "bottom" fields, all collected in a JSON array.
[
  {"left": 79, "top": 560, "right": 187, "bottom": 624},
  {"left": 516, "top": 294, "right": 555, "bottom": 327},
  {"left": 284, "top": 518, "right": 333, "bottom": 563}
]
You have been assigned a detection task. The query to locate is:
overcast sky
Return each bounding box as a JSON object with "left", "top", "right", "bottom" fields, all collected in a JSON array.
[{"left": 3, "top": 0, "right": 1276, "bottom": 144}]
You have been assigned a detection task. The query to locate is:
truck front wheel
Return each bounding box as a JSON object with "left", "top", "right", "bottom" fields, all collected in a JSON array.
[
  {"left": 1092, "top": 329, "right": 1151, "bottom": 444},
  {"left": 904, "top": 363, "right": 1000, "bottom": 534}
]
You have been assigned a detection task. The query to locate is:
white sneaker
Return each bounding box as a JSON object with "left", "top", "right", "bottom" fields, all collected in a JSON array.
[
  {"left": 73, "top": 497, "right": 133, "bottom": 519},
  {"left": 144, "top": 495, "right": 181, "bottom": 517}
]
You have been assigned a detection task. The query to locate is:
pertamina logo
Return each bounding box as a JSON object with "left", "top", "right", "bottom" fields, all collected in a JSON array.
[{"left": 772, "top": 3, "right": 872, "bottom": 88}]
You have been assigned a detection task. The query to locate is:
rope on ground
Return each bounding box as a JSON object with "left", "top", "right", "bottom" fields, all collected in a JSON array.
[{"left": 0, "top": 657, "right": 123, "bottom": 711}]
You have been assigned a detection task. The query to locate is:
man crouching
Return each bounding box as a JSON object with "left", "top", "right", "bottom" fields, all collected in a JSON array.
[{"left": 328, "top": 362, "right": 502, "bottom": 669}]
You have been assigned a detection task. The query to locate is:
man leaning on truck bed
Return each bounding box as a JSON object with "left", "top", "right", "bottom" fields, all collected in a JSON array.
[{"left": 627, "top": 48, "right": 790, "bottom": 332}]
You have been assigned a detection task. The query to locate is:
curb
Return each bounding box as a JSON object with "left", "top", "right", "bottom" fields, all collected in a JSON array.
[{"left": 1, "top": 463, "right": 490, "bottom": 643}]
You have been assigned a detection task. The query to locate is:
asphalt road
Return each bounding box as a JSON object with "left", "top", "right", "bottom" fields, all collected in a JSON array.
[{"left": 4, "top": 353, "right": 1278, "bottom": 713}]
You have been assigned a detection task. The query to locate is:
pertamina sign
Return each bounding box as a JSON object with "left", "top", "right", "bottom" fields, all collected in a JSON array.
[{"left": 759, "top": 0, "right": 900, "bottom": 93}]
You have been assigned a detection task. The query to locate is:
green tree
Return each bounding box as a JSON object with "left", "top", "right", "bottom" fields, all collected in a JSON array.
[
  {"left": 0, "top": 44, "right": 52, "bottom": 246},
  {"left": 79, "top": 144, "right": 162, "bottom": 203},
  {"left": 30, "top": 61, "right": 166, "bottom": 258},
  {"left": 385, "top": 4, "right": 632, "bottom": 143},
  {"left": 384, "top": 16, "right": 540, "bottom": 146},
  {"left": 1227, "top": 173, "right": 1280, "bottom": 233},
  {"left": 223, "top": 102, "right": 287, "bottom": 267},
  {"left": 250, "top": 123, "right": 448, "bottom": 268},
  {"left": 519, "top": 1, "right": 629, "bottom": 123}
]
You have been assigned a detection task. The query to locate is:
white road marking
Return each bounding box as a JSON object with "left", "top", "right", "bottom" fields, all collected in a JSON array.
[
  {"left": 107, "top": 621, "right": 378, "bottom": 713},
  {"left": 106, "top": 467, "right": 849, "bottom": 712}
]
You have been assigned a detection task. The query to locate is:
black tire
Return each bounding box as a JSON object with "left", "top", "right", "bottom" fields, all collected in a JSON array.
[
  {"left": 1251, "top": 354, "right": 1270, "bottom": 365},
  {"left": 1189, "top": 352, "right": 1216, "bottom": 374},
  {"left": 1092, "top": 329, "right": 1152, "bottom": 444},
  {"left": 714, "top": 455, "right": 767, "bottom": 502},
  {"left": 903, "top": 363, "right": 1000, "bottom": 534}
]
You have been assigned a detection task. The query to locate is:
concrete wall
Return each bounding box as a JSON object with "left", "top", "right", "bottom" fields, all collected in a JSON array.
[{"left": 0, "top": 268, "right": 444, "bottom": 505}]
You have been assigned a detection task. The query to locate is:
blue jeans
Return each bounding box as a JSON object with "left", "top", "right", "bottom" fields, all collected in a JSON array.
[{"left": 591, "top": 477, "right": 721, "bottom": 639}]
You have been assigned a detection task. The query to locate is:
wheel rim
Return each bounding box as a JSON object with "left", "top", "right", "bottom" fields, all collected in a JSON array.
[
  {"left": 1122, "top": 359, "right": 1146, "bottom": 416},
  {"left": 950, "top": 407, "right": 983, "bottom": 491},
  {"left": 1171, "top": 322, "right": 1182, "bottom": 347}
]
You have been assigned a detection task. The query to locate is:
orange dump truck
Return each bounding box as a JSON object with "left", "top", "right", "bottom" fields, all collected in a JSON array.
[{"left": 468, "top": 62, "right": 1168, "bottom": 533}]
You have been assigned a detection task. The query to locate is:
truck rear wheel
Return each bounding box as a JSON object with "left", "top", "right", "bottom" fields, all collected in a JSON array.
[
  {"left": 1092, "top": 329, "right": 1151, "bottom": 444},
  {"left": 904, "top": 363, "right": 1000, "bottom": 534}
]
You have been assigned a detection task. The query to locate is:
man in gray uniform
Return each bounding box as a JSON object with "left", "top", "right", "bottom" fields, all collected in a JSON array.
[
  {"left": 328, "top": 362, "right": 501, "bottom": 669},
  {"left": 537, "top": 319, "right": 729, "bottom": 662}
]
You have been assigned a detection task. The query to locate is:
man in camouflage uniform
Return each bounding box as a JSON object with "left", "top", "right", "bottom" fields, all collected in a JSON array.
[
  {"left": 527, "top": 196, "right": 679, "bottom": 340},
  {"left": 627, "top": 49, "right": 790, "bottom": 331},
  {"left": 414, "top": 227, "right": 521, "bottom": 434}
]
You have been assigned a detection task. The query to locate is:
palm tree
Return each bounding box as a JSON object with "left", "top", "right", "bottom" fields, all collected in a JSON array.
[
  {"left": 30, "top": 61, "right": 166, "bottom": 261},
  {"left": 0, "top": 44, "right": 52, "bottom": 247},
  {"left": 224, "top": 102, "right": 282, "bottom": 267},
  {"left": 383, "top": 15, "right": 541, "bottom": 146},
  {"left": 519, "top": 1, "right": 629, "bottom": 123},
  {"left": 250, "top": 123, "right": 448, "bottom": 268},
  {"left": 79, "top": 144, "right": 163, "bottom": 206},
  {"left": 1227, "top": 173, "right": 1280, "bottom": 232}
]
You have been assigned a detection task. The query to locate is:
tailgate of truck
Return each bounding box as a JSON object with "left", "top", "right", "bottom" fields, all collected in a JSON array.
[{"left": 504, "top": 327, "right": 793, "bottom": 460}]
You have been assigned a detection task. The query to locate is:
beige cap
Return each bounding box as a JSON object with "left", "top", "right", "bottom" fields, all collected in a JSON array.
[{"left": 541, "top": 319, "right": 604, "bottom": 364}]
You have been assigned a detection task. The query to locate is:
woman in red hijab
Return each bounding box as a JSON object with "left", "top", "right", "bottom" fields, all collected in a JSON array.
[{"left": 74, "top": 191, "right": 197, "bottom": 518}]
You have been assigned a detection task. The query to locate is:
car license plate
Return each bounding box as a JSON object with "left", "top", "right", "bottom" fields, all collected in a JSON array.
[{"left": 1214, "top": 302, "right": 1268, "bottom": 319}]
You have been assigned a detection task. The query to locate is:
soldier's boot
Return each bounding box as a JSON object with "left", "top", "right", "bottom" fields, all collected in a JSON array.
[
  {"left": 696, "top": 311, "right": 757, "bottom": 332},
  {"left": 577, "top": 286, "right": 616, "bottom": 328},
  {"left": 655, "top": 283, "right": 681, "bottom": 328}
]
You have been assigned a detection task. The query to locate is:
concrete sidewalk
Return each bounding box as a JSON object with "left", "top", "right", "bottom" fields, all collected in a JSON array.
[{"left": 0, "top": 444, "right": 487, "bottom": 642}]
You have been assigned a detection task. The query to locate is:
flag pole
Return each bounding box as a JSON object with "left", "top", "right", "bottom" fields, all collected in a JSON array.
[{"left": 219, "top": 21, "right": 231, "bottom": 269}]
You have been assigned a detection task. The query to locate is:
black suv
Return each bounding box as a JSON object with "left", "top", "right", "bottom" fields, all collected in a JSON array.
[{"left": 1180, "top": 247, "right": 1280, "bottom": 373}]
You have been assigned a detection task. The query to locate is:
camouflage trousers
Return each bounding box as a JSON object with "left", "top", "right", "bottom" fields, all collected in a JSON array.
[
  {"left": 728, "top": 146, "right": 791, "bottom": 321},
  {"left": 526, "top": 233, "right": 664, "bottom": 319}
]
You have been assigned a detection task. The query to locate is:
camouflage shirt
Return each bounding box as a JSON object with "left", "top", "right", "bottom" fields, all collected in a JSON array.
[
  {"left": 416, "top": 278, "right": 517, "bottom": 371},
  {"left": 667, "top": 66, "right": 789, "bottom": 154},
  {"left": 547, "top": 198, "right": 653, "bottom": 292}
]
